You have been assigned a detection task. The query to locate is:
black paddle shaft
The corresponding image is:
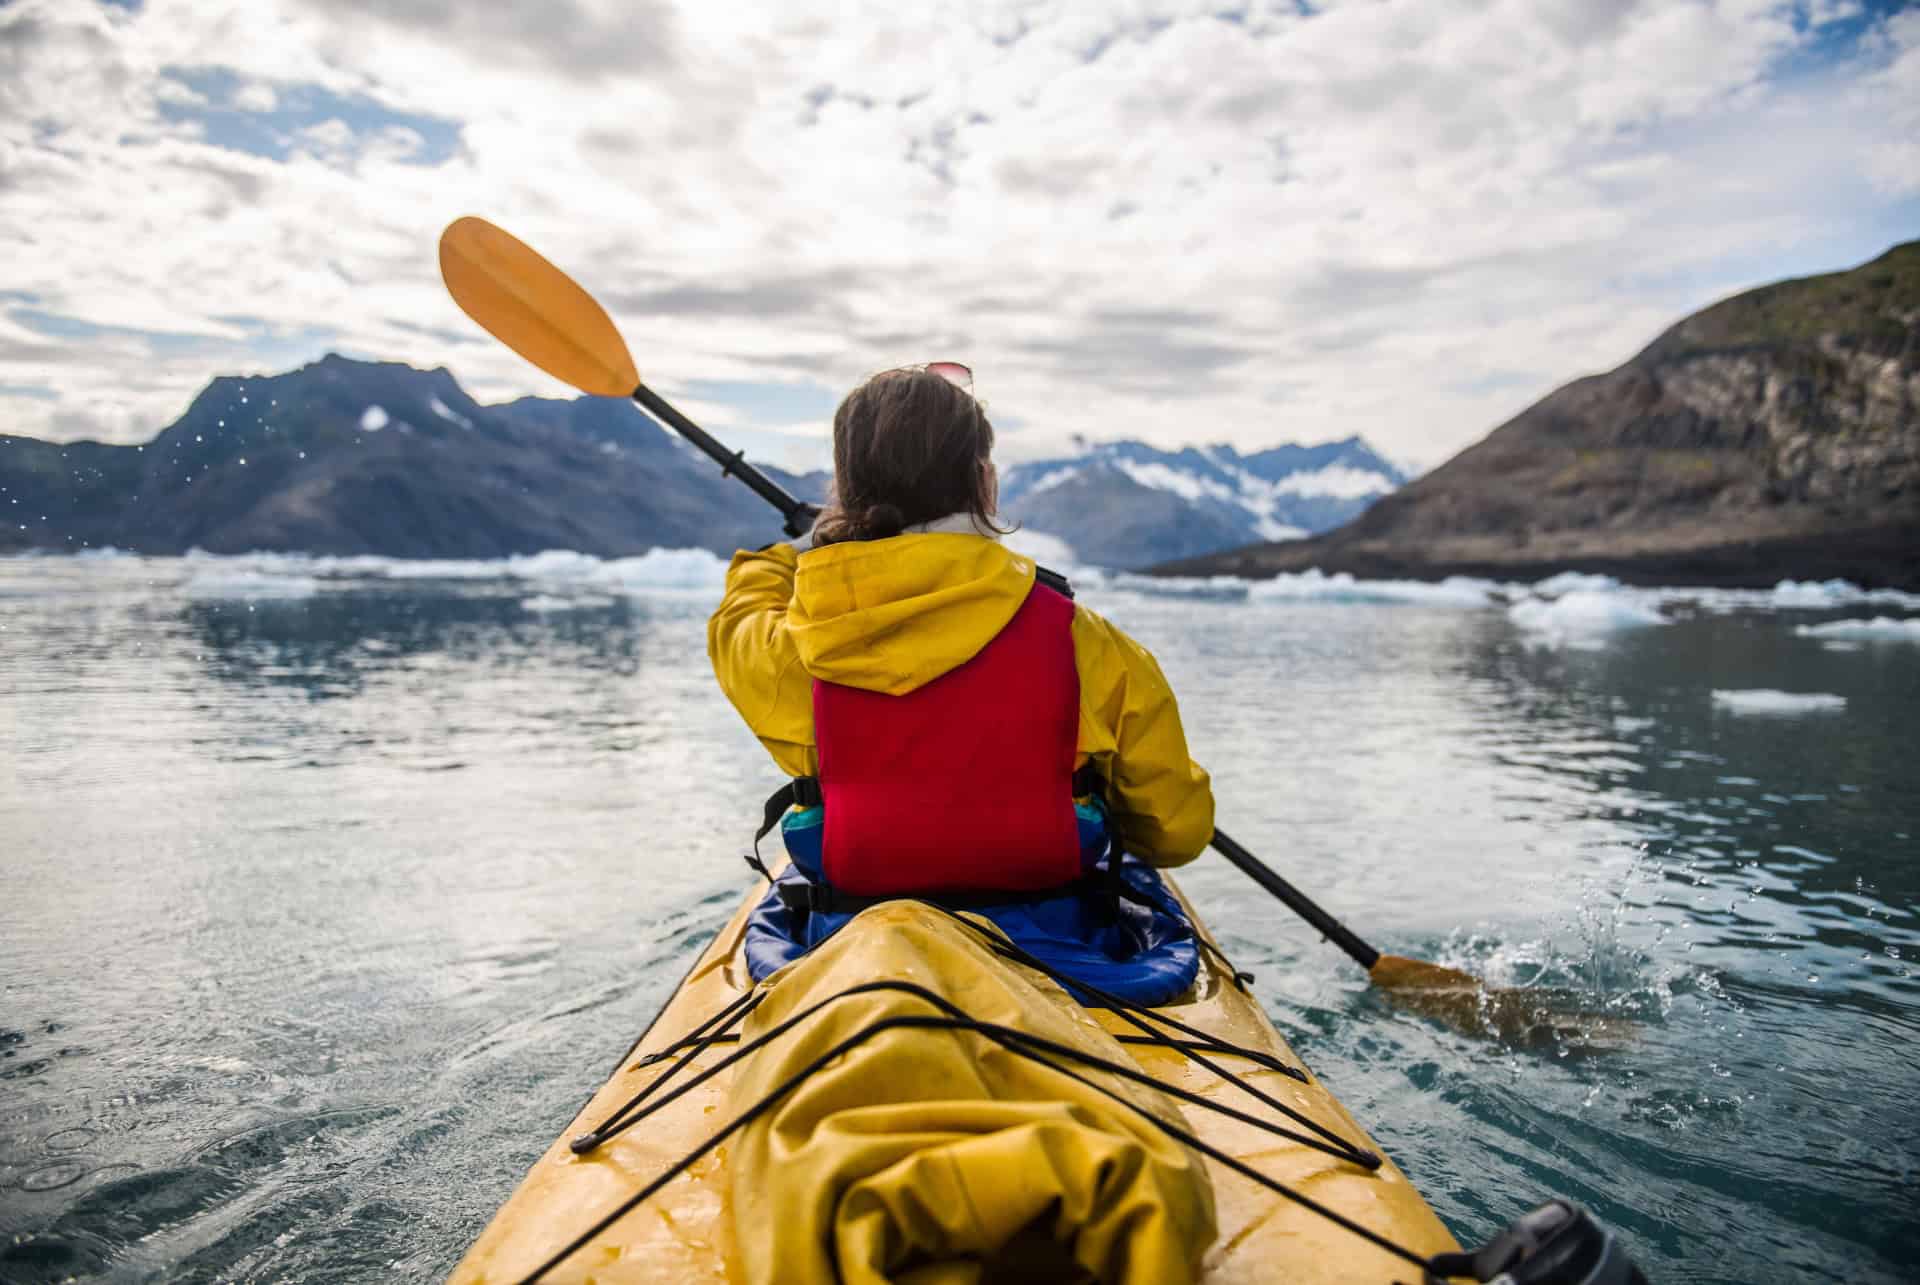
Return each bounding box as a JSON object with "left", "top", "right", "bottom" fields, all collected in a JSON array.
[
  {"left": 1210, "top": 829, "right": 1381, "bottom": 971},
  {"left": 631, "top": 382, "right": 820, "bottom": 539}
]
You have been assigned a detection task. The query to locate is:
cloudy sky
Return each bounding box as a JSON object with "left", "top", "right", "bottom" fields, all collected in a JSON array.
[{"left": 3, "top": 0, "right": 1916, "bottom": 471}]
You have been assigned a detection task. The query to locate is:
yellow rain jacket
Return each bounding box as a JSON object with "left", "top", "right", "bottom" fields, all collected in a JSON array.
[{"left": 707, "top": 529, "right": 1213, "bottom": 864}]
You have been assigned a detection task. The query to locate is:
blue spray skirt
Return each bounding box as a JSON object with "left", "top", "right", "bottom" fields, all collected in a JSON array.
[{"left": 742, "top": 854, "right": 1202, "bottom": 1008}]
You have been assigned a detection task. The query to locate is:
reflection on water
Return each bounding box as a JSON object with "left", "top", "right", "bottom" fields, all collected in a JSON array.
[{"left": 3, "top": 555, "right": 1916, "bottom": 1282}]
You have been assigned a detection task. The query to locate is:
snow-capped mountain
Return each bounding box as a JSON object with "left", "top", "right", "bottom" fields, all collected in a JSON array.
[
  {"left": 999, "top": 437, "right": 1405, "bottom": 569},
  {"left": 3, "top": 353, "right": 1396, "bottom": 569}
]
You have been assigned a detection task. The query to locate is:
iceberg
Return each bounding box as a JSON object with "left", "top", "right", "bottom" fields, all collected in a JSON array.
[
  {"left": 1508, "top": 589, "right": 1666, "bottom": 644},
  {"left": 1710, "top": 689, "right": 1847, "bottom": 716},
  {"left": 521, "top": 593, "right": 616, "bottom": 612},
  {"left": 1793, "top": 617, "right": 1920, "bottom": 643},
  {"left": 182, "top": 569, "right": 318, "bottom": 600},
  {"left": 1247, "top": 568, "right": 1498, "bottom": 607}
]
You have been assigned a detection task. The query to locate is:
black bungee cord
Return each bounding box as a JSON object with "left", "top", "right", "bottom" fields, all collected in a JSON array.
[{"left": 523, "top": 996, "right": 1439, "bottom": 1285}]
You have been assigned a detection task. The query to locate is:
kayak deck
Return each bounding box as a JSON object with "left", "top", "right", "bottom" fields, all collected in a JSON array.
[{"left": 450, "top": 875, "right": 1458, "bottom": 1283}]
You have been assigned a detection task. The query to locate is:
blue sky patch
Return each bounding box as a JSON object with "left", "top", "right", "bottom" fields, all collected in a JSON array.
[
  {"left": 1775, "top": 0, "right": 1915, "bottom": 78},
  {"left": 11, "top": 307, "right": 226, "bottom": 356},
  {"left": 683, "top": 378, "right": 838, "bottom": 425},
  {"left": 158, "top": 66, "right": 462, "bottom": 166},
  {"left": 672, "top": 379, "right": 842, "bottom": 472},
  {"left": 10, "top": 309, "right": 347, "bottom": 368}
]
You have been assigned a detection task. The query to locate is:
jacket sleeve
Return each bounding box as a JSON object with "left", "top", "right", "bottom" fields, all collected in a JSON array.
[
  {"left": 1070, "top": 607, "right": 1214, "bottom": 867},
  {"left": 706, "top": 545, "right": 818, "bottom": 778}
]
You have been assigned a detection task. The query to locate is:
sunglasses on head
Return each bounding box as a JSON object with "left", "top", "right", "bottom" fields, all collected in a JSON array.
[
  {"left": 890, "top": 359, "right": 967, "bottom": 387},
  {"left": 923, "top": 361, "right": 972, "bottom": 390}
]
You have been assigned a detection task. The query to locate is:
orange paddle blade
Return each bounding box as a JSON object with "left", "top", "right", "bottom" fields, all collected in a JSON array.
[
  {"left": 1370, "top": 954, "right": 1637, "bottom": 1047},
  {"left": 438, "top": 216, "right": 639, "bottom": 397},
  {"left": 1367, "top": 954, "right": 1483, "bottom": 991}
]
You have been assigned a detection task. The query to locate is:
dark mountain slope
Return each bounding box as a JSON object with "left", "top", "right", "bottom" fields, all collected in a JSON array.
[
  {"left": 0, "top": 356, "right": 823, "bottom": 558},
  {"left": 1158, "top": 241, "right": 1920, "bottom": 588}
]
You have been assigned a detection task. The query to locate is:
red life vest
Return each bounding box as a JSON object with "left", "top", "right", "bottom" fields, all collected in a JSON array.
[{"left": 812, "top": 581, "right": 1082, "bottom": 897}]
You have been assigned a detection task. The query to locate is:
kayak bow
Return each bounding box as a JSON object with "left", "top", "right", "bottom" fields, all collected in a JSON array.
[{"left": 449, "top": 873, "right": 1459, "bottom": 1283}]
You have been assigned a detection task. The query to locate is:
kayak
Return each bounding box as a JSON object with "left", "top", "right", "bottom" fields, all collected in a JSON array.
[{"left": 449, "top": 871, "right": 1460, "bottom": 1283}]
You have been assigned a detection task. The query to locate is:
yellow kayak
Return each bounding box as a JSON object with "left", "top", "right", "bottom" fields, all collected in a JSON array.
[{"left": 450, "top": 874, "right": 1459, "bottom": 1283}]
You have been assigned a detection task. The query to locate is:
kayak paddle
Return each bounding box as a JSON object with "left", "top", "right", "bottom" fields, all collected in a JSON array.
[
  {"left": 438, "top": 216, "right": 820, "bottom": 540},
  {"left": 437, "top": 216, "right": 1617, "bottom": 1044}
]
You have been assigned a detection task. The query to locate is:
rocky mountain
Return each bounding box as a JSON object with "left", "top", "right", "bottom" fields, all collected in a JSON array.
[
  {"left": 0, "top": 355, "right": 824, "bottom": 558},
  {"left": 1001, "top": 437, "right": 1404, "bottom": 568},
  {"left": 1158, "top": 240, "right": 1920, "bottom": 589},
  {"left": 1, "top": 354, "right": 1401, "bottom": 567}
]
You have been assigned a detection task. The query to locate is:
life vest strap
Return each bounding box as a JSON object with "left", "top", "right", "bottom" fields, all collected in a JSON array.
[{"left": 754, "top": 775, "right": 824, "bottom": 849}]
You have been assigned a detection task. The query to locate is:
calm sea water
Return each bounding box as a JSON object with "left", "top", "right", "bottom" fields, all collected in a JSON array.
[{"left": 3, "top": 553, "right": 1917, "bottom": 1283}]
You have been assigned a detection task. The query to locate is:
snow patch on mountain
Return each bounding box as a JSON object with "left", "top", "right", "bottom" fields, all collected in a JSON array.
[
  {"left": 1273, "top": 464, "right": 1396, "bottom": 499},
  {"left": 1253, "top": 517, "right": 1311, "bottom": 541},
  {"left": 1021, "top": 466, "right": 1083, "bottom": 499},
  {"left": 1112, "top": 458, "right": 1236, "bottom": 503},
  {"left": 429, "top": 396, "right": 474, "bottom": 430}
]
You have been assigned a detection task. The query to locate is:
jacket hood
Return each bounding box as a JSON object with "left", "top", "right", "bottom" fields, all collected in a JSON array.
[{"left": 787, "top": 531, "right": 1038, "bottom": 695}]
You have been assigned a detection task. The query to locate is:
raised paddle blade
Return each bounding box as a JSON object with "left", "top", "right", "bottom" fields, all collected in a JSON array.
[{"left": 438, "top": 216, "right": 639, "bottom": 397}]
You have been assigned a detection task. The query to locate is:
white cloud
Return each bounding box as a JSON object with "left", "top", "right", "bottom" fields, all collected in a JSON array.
[
  {"left": 0, "top": 0, "right": 1914, "bottom": 473},
  {"left": 233, "top": 80, "right": 278, "bottom": 112}
]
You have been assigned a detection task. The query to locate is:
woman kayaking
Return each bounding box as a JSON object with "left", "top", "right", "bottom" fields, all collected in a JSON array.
[
  {"left": 707, "top": 362, "right": 1215, "bottom": 992},
  {"left": 442, "top": 224, "right": 1651, "bottom": 1285}
]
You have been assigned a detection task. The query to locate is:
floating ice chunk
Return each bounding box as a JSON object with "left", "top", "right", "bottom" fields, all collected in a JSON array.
[
  {"left": 1711, "top": 689, "right": 1847, "bottom": 715},
  {"left": 1508, "top": 589, "right": 1666, "bottom": 645},
  {"left": 168, "top": 547, "right": 734, "bottom": 590},
  {"left": 374, "top": 558, "right": 506, "bottom": 579},
  {"left": 556, "top": 547, "right": 729, "bottom": 592},
  {"left": 1654, "top": 579, "right": 1920, "bottom": 615},
  {"left": 182, "top": 569, "right": 318, "bottom": 599},
  {"left": 521, "top": 593, "right": 615, "bottom": 612},
  {"left": 359, "top": 406, "right": 388, "bottom": 431},
  {"left": 598, "top": 549, "right": 729, "bottom": 592},
  {"left": 1248, "top": 568, "right": 1499, "bottom": 606},
  {"left": 1110, "top": 573, "right": 1251, "bottom": 601},
  {"left": 1770, "top": 579, "right": 1860, "bottom": 609},
  {"left": 1531, "top": 571, "right": 1620, "bottom": 596},
  {"left": 1769, "top": 580, "right": 1920, "bottom": 611},
  {"left": 1793, "top": 617, "right": 1920, "bottom": 643},
  {"left": 499, "top": 550, "right": 608, "bottom": 583}
]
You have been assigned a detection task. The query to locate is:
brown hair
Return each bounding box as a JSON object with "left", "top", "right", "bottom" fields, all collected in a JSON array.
[{"left": 812, "top": 367, "right": 1006, "bottom": 544}]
